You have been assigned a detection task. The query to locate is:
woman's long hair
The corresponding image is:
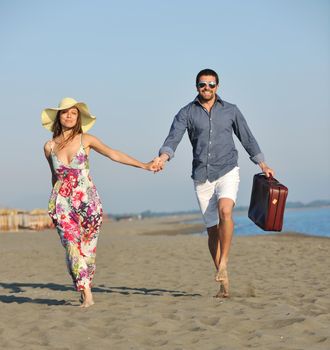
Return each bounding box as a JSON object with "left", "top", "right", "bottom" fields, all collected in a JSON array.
[{"left": 52, "top": 108, "right": 83, "bottom": 149}]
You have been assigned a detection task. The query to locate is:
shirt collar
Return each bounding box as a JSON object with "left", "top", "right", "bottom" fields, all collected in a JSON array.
[{"left": 194, "top": 94, "right": 224, "bottom": 106}]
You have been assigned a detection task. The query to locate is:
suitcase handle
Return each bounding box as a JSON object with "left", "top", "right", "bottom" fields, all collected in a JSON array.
[
  {"left": 258, "top": 172, "right": 273, "bottom": 178},
  {"left": 255, "top": 173, "right": 288, "bottom": 191},
  {"left": 258, "top": 172, "right": 276, "bottom": 182}
]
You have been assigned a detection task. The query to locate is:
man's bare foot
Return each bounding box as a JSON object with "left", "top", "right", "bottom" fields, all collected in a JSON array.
[
  {"left": 214, "top": 282, "right": 230, "bottom": 298},
  {"left": 80, "top": 287, "right": 94, "bottom": 308},
  {"left": 215, "top": 264, "right": 227, "bottom": 282},
  {"left": 215, "top": 265, "right": 229, "bottom": 297}
]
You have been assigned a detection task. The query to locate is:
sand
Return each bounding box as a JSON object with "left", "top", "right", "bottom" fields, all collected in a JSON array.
[{"left": 0, "top": 215, "right": 329, "bottom": 350}]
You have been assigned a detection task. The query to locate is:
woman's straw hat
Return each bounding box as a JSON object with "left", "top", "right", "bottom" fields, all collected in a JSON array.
[{"left": 41, "top": 97, "right": 96, "bottom": 132}]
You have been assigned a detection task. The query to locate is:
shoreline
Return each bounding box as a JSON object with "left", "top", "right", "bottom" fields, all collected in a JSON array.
[{"left": 2, "top": 214, "right": 329, "bottom": 240}]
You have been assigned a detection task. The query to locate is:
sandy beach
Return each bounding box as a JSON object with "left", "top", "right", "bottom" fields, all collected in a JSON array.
[{"left": 0, "top": 215, "right": 329, "bottom": 350}]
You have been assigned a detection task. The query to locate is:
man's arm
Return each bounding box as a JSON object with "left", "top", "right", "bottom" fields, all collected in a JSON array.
[
  {"left": 233, "top": 106, "right": 274, "bottom": 177},
  {"left": 156, "top": 107, "right": 188, "bottom": 171}
]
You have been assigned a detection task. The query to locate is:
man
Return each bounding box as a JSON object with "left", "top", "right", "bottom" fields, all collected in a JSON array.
[{"left": 155, "top": 68, "right": 274, "bottom": 298}]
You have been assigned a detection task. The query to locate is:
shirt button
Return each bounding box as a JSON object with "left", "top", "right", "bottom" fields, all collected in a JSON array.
[
  {"left": 210, "top": 130, "right": 212, "bottom": 132},
  {"left": 208, "top": 153, "right": 211, "bottom": 156},
  {"left": 209, "top": 141, "right": 211, "bottom": 144}
]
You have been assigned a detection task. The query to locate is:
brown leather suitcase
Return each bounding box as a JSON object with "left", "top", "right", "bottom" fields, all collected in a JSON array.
[{"left": 248, "top": 173, "right": 288, "bottom": 231}]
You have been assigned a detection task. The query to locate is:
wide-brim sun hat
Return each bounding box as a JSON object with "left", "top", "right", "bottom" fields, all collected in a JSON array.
[{"left": 41, "top": 97, "right": 96, "bottom": 133}]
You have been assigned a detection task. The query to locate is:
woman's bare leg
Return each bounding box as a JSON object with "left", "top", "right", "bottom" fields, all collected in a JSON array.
[{"left": 80, "top": 286, "right": 94, "bottom": 308}]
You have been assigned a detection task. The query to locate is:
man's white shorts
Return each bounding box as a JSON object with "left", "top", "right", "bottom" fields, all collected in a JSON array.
[{"left": 194, "top": 166, "right": 240, "bottom": 228}]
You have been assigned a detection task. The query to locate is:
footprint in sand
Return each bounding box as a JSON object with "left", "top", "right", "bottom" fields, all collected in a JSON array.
[
  {"left": 199, "top": 316, "right": 220, "bottom": 326},
  {"left": 273, "top": 317, "right": 305, "bottom": 328},
  {"left": 139, "top": 319, "right": 158, "bottom": 327}
]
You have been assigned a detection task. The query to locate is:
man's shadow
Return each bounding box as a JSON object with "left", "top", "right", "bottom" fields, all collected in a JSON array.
[{"left": 0, "top": 282, "right": 201, "bottom": 306}]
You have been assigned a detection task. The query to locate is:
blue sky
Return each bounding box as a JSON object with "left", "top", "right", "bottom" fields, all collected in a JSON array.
[{"left": 0, "top": 0, "right": 329, "bottom": 213}]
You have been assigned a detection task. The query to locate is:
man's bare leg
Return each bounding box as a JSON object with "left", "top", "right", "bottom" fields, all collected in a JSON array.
[
  {"left": 207, "top": 225, "right": 225, "bottom": 298},
  {"left": 207, "top": 225, "right": 220, "bottom": 270},
  {"left": 215, "top": 198, "right": 235, "bottom": 297}
]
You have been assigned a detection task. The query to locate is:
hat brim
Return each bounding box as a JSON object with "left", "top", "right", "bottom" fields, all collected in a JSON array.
[{"left": 41, "top": 101, "right": 96, "bottom": 133}]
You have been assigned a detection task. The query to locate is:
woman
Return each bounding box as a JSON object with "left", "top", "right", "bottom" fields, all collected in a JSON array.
[{"left": 42, "top": 97, "right": 158, "bottom": 307}]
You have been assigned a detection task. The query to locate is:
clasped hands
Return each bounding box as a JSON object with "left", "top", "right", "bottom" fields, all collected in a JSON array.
[{"left": 145, "top": 155, "right": 168, "bottom": 172}]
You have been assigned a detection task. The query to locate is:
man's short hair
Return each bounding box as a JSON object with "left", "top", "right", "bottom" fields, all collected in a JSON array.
[{"left": 196, "top": 69, "right": 219, "bottom": 86}]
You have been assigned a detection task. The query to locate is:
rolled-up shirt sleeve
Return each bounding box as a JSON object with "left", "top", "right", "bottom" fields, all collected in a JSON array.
[
  {"left": 159, "top": 108, "right": 188, "bottom": 160},
  {"left": 233, "top": 106, "right": 265, "bottom": 164},
  {"left": 250, "top": 152, "right": 265, "bottom": 164}
]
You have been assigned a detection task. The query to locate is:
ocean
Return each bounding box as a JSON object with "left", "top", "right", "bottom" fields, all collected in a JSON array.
[{"left": 194, "top": 207, "right": 330, "bottom": 238}]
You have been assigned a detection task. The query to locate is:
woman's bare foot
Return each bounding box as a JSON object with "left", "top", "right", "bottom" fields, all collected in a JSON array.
[
  {"left": 79, "top": 291, "right": 84, "bottom": 304},
  {"left": 80, "top": 287, "right": 95, "bottom": 308}
]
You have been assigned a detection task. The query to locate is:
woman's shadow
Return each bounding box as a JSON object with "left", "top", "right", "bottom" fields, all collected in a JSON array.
[{"left": 0, "top": 282, "right": 201, "bottom": 306}]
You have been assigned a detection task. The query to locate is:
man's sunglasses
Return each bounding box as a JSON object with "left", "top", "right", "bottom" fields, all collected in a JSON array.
[{"left": 197, "top": 81, "right": 217, "bottom": 89}]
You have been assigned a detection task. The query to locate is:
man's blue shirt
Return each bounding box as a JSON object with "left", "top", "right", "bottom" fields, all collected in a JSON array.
[{"left": 159, "top": 95, "right": 264, "bottom": 182}]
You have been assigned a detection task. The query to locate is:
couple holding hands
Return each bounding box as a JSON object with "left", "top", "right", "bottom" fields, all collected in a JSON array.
[{"left": 42, "top": 68, "right": 274, "bottom": 307}]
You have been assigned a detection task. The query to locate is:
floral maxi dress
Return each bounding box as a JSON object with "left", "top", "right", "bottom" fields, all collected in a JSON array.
[{"left": 48, "top": 136, "right": 103, "bottom": 291}]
